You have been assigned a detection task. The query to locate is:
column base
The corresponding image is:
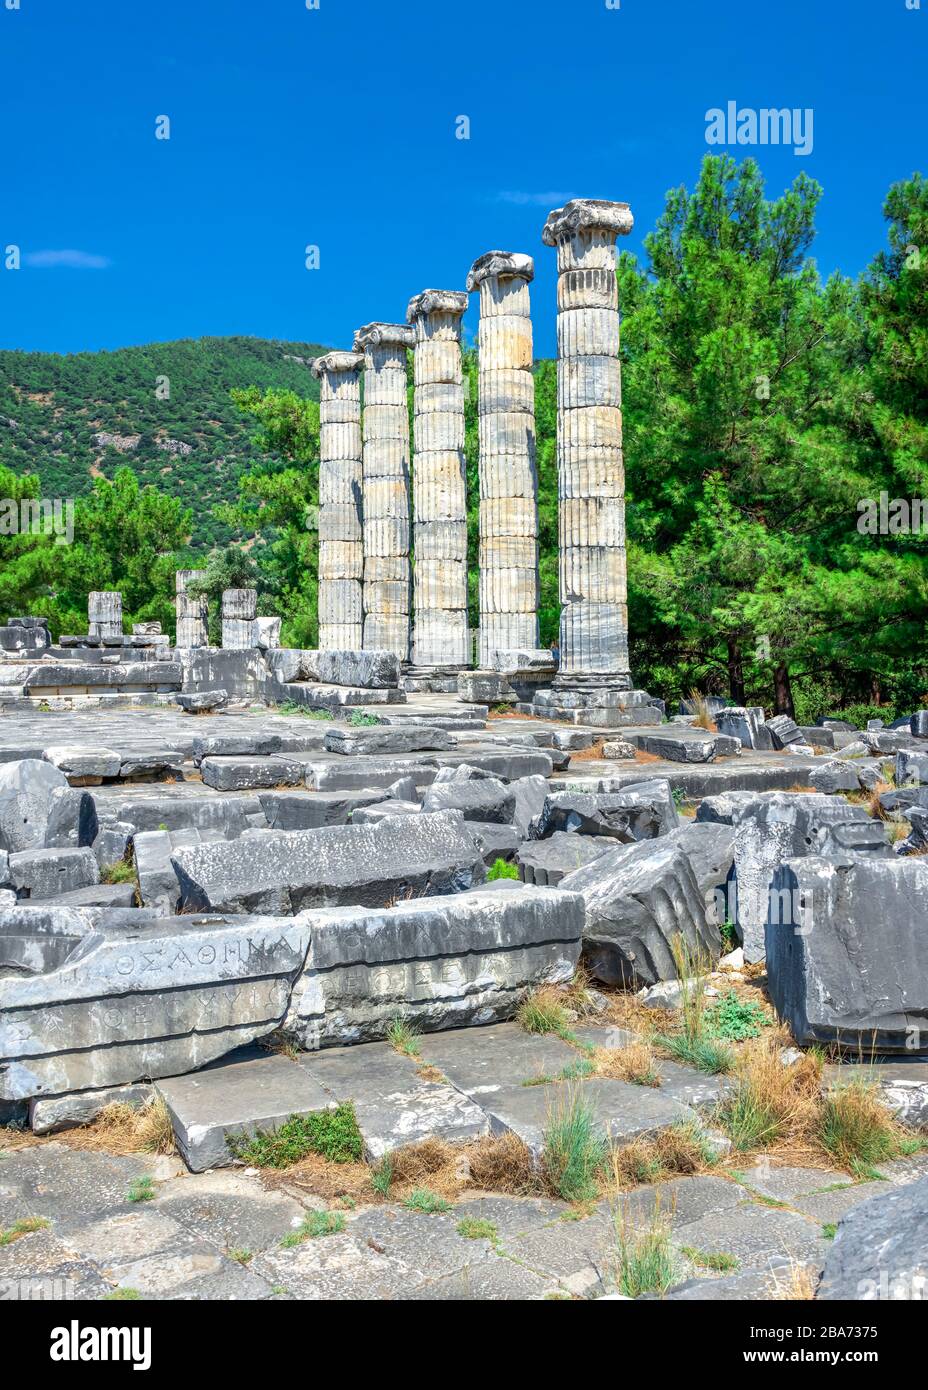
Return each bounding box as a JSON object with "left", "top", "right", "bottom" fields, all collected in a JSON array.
[{"left": 553, "top": 671, "right": 634, "bottom": 695}]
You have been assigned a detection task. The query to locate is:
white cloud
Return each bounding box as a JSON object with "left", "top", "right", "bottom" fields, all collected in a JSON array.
[{"left": 24, "top": 249, "right": 111, "bottom": 270}]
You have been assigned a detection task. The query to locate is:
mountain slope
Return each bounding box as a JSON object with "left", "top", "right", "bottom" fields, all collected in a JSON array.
[{"left": 0, "top": 336, "right": 327, "bottom": 546}]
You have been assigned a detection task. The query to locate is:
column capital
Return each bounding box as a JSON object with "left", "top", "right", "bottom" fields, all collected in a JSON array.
[
  {"left": 542, "top": 198, "right": 633, "bottom": 245},
  {"left": 406, "top": 289, "right": 468, "bottom": 322},
  {"left": 309, "top": 350, "right": 364, "bottom": 379},
  {"left": 353, "top": 322, "right": 416, "bottom": 352},
  {"left": 466, "top": 251, "right": 534, "bottom": 291}
]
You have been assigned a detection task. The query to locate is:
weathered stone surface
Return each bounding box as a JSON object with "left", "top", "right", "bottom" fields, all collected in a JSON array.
[
  {"left": 298, "top": 1042, "right": 488, "bottom": 1159},
  {"left": 561, "top": 836, "right": 720, "bottom": 987},
  {"left": 0, "top": 911, "right": 310, "bottom": 1099},
  {"left": 175, "top": 690, "right": 228, "bottom": 713},
  {"left": 766, "top": 855, "right": 928, "bottom": 1050},
  {"left": 256, "top": 789, "right": 384, "bottom": 831},
  {"left": 304, "top": 758, "right": 439, "bottom": 793},
  {"left": 180, "top": 646, "right": 267, "bottom": 699},
  {"left": 134, "top": 829, "right": 185, "bottom": 913},
  {"left": 29, "top": 1082, "right": 153, "bottom": 1135},
  {"left": 510, "top": 773, "right": 549, "bottom": 838},
  {"left": 534, "top": 779, "right": 678, "bottom": 842},
  {"left": 518, "top": 831, "right": 611, "bottom": 885},
  {"left": 43, "top": 786, "right": 98, "bottom": 850},
  {"left": 93, "top": 792, "right": 258, "bottom": 839},
  {"left": 156, "top": 1053, "right": 333, "bottom": 1171},
  {"left": 0, "top": 903, "right": 92, "bottom": 975},
  {"left": 323, "top": 724, "right": 452, "bottom": 756},
  {"left": 171, "top": 811, "right": 486, "bottom": 913},
  {"left": 0, "top": 759, "right": 69, "bottom": 852},
  {"left": 636, "top": 733, "right": 735, "bottom": 764},
  {"left": 896, "top": 747, "right": 928, "bottom": 786},
  {"left": 808, "top": 760, "right": 861, "bottom": 793},
  {"left": 601, "top": 739, "right": 637, "bottom": 760},
  {"left": 313, "top": 649, "right": 400, "bottom": 689},
  {"left": 695, "top": 791, "right": 758, "bottom": 826},
  {"left": 422, "top": 777, "right": 516, "bottom": 824},
  {"left": 671, "top": 822, "right": 736, "bottom": 912},
  {"left": 818, "top": 1176, "right": 928, "bottom": 1300},
  {"left": 733, "top": 792, "right": 890, "bottom": 962},
  {"left": 8, "top": 846, "right": 99, "bottom": 900},
  {"left": 285, "top": 885, "right": 583, "bottom": 1047},
  {"left": 472, "top": 824, "right": 522, "bottom": 864},
  {"left": 765, "top": 714, "right": 805, "bottom": 748},
  {"left": 715, "top": 706, "right": 773, "bottom": 751}
]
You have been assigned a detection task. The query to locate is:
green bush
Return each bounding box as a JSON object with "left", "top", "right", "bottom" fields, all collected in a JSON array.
[{"left": 227, "top": 1103, "right": 363, "bottom": 1167}]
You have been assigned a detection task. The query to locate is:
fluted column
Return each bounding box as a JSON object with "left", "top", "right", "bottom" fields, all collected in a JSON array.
[
  {"left": 175, "top": 570, "right": 208, "bottom": 648},
  {"left": 542, "top": 198, "right": 633, "bottom": 689},
  {"left": 310, "top": 350, "right": 364, "bottom": 651},
  {"left": 88, "top": 591, "right": 122, "bottom": 639},
  {"left": 221, "top": 587, "right": 256, "bottom": 648},
  {"left": 466, "top": 252, "right": 539, "bottom": 666},
  {"left": 353, "top": 322, "right": 415, "bottom": 662},
  {"left": 406, "top": 289, "right": 470, "bottom": 670}
]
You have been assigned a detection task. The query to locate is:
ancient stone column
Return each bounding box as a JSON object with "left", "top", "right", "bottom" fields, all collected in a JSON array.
[
  {"left": 353, "top": 322, "right": 415, "bottom": 662},
  {"left": 175, "top": 570, "right": 208, "bottom": 649},
  {"left": 466, "top": 252, "right": 539, "bottom": 666},
  {"left": 542, "top": 198, "right": 633, "bottom": 689},
  {"left": 310, "top": 351, "right": 364, "bottom": 651},
  {"left": 406, "top": 289, "right": 470, "bottom": 671},
  {"left": 88, "top": 591, "right": 122, "bottom": 640},
  {"left": 221, "top": 587, "right": 256, "bottom": 649}
]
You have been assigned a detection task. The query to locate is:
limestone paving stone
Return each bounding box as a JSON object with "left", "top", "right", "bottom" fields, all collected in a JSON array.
[
  {"left": 152, "top": 1169, "right": 309, "bottom": 1254},
  {"left": 668, "top": 1204, "right": 829, "bottom": 1270},
  {"left": 415, "top": 1022, "right": 580, "bottom": 1097},
  {"left": 0, "top": 1228, "right": 112, "bottom": 1301}
]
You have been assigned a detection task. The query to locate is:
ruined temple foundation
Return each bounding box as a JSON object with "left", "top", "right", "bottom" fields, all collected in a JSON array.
[
  {"left": 354, "top": 323, "right": 415, "bottom": 663},
  {"left": 543, "top": 198, "right": 634, "bottom": 696},
  {"left": 311, "top": 351, "right": 365, "bottom": 651},
  {"left": 466, "top": 252, "right": 540, "bottom": 668},
  {"left": 406, "top": 290, "right": 471, "bottom": 683}
]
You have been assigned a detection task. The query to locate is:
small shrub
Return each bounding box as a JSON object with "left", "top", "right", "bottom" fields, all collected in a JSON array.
[
  {"left": 719, "top": 919, "right": 739, "bottom": 954},
  {"left": 822, "top": 1224, "right": 838, "bottom": 1240},
  {"left": 486, "top": 857, "right": 519, "bottom": 881},
  {"left": 280, "top": 1210, "right": 346, "bottom": 1247},
  {"left": 402, "top": 1187, "right": 453, "bottom": 1214},
  {"left": 386, "top": 1016, "right": 421, "bottom": 1058},
  {"left": 228, "top": 1248, "right": 253, "bottom": 1265},
  {"left": 348, "top": 710, "right": 382, "bottom": 727},
  {"left": 818, "top": 1081, "right": 919, "bottom": 1175},
  {"left": 456, "top": 1217, "right": 498, "bottom": 1241},
  {"left": 542, "top": 1089, "right": 608, "bottom": 1203},
  {"left": 227, "top": 1104, "right": 363, "bottom": 1168},
  {"left": 100, "top": 859, "right": 137, "bottom": 885},
  {"left": 593, "top": 1042, "right": 661, "bottom": 1088},
  {"left": 612, "top": 1121, "right": 716, "bottom": 1187},
  {"left": 278, "top": 700, "right": 333, "bottom": 720},
  {"left": 705, "top": 991, "right": 770, "bottom": 1042},
  {"left": 126, "top": 1176, "right": 155, "bottom": 1204},
  {"left": 467, "top": 1133, "right": 537, "bottom": 1195}
]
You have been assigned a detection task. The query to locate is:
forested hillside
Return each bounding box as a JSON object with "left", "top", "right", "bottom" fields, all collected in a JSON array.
[{"left": 0, "top": 337, "right": 325, "bottom": 548}]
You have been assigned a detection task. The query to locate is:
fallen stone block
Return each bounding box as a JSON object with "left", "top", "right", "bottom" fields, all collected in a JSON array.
[
  {"left": 766, "top": 855, "right": 928, "bottom": 1050},
  {"left": 43, "top": 787, "right": 98, "bottom": 849},
  {"left": 92, "top": 822, "right": 134, "bottom": 868},
  {"left": 896, "top": 748, "right": 928, "bottom": 786},
  {"left": 517, "top": 831, "right": 611, "bottom": 886},
  {"left": 0, "top": 910, "right": 310, "bottom": 1100},
  {"left": 23, "top": 661, "right": 183, "bottom": 692},
  {"left": 733, "top": 792, "right": 890, "bottom": 962},
  {"left": 284, "top": 884, "right": 583, "bottom": 1047},
  {"left": 457, "top": 671, "right": 514, "bottom": 704},
  {"left": 93, "top": 792, "right": 260, "bottom": 839},
  {"left": 171, "top": 810, "right": 486, "bottom": 914},
  {"left": 715, "top": 706, "right": 773, "bottom": 751},
  {"left": 0, "top": 759, "right": 69, "bottom": 853},
  {"left": 323, "top": 724, "right": 453, "bottom": 756},
  {"left": 817, "top": 1175, "right": 928, "bottom": 1300},
  {"left": 191, "top": 732, "right": 285, "bottom": 762},
  {"left": 199, "top": 755, "right": 305, "bottom": 791},
  {"left": 0, "top": 903, "right": 92, "bottom": 974},
  {"left": 8, "top": 846, "right": 99, "bottom": 900},
  {"left": 176, "top": 690, "right": 228, "bottom": 713},
  {"left": 534, "top": 779, "right": 678, "bottom": 842},
  {"left": 30, "top": 1081, "right": 154, "bottom": 1135},
  {"left": 695, "top": 791, "right": 758, "bottom": 825},
  {"left": 472, "top": 824, "right": 522, "bottom": 864},
  {"left": 256, "top": 790, "right": 384, "bottom": 830},
  {"left": 601, "top": 739, "right": 637, "bottom": 760},
  {"left": 636, "top": 733, "right": 738, "bottom": 763},
  {"left": 42, "top": 745, "right": 121, "bottom": 780},
  {"left": 350, "top": 801, "right": 421, "bottom": 825},
  {"left": 808, "top": 761, "right": 861, "bottom": 794},
  {"left": 180, "top": 646, "right": 268, "bottom": 699},
  {"left": 52, "top": 882, "right": 137, "bottom": 908},
  {"left": 510, "top": 774, "right": 549, "bottom": 838},
  {"left": 118, "top": 752, "right": 184, "bottom": 780},
  {"left": 313, "top": 649, "right": 400, "bottom": 689},
  {"left": 421, "top": 776, "right": 515, "bottom": 824},
  {"left": 304, "top": 758, "right": 439, "bottom": 792},
  {"left": 156, "top": 1053, "right": 333, "bottom": 1171},
  {"left": 134, "top": 829, "right": 187, "bottom": 913},
  {"left": 561, "top": 836, "right": 720, "bottom": 987},
  {"left": 672, "top": 822, "right": 736, "bottom": 913}
]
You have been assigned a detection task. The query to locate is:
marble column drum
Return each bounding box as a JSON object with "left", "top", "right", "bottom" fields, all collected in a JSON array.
[
  {"left": 221, "top": 587, "right": 256, "bottom": 649},
  {"left": 310, "top": 350, "right": 365, "bottom": 651},
  {"left": 466, "top": 251, "right": 540, "bottom": 666},
  {"left": 542, "top": 198, "right": 634, "bottom": 690},
  {"left": 175, "top": 570, "right": 208, "bottom": 649},
  {"left": 87, "top": 591, "right": 122, "bottom": 640},
  {"left": 353, "top": 322, "right": 415, "bottom": 662},
  {"left": 406, "top": 289, "right": 470, "bottom": 670}
]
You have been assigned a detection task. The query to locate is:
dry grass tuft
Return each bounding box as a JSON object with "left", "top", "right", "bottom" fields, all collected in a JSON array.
[
  {"left": 688, "top": 690, "right": 718, "bottom": 733},
  {"left": 56, "top": 1097, "right": 176, "bottom": 1156},
  {"left": 717, "top": 1037, "right": 822, "bottom": 1157},
  {"left": 262, "top": 1151, "right": 376, "bottom": 1204},
  {"left": 593, "top": 1042, "right": 661, "bottom": 1087},
  {"left": 0, "top": 1126, "right": 40, "bottom": 1151},
  {"left": 611, "top": 1123, "right": 715, "bottom": 1188},
  {"left": 567, "top": 740, "right": 607, "bottom": 763},
  {"left": 867, "top": 780, "right": 893, "bottom": 821},
  {"left": 467, "top": 1132, "right": 539, "bottom": 1195},
  {"left": 388, "top": 1138, "right": 465, "bottom": 1201},
  {"left": 633, "top": 749, "right": 662, "bottom": 764},
  {"left": 772, "top": 1261, "right": 818, "bottom": 1300}
]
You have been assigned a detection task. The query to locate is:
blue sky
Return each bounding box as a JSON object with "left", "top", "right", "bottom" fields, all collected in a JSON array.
[{"left": 2, "top": 0, "right": 925, "bottom": 358}]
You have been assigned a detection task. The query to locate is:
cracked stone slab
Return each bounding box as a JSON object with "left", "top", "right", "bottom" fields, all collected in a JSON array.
[
  {"left": 155, "top": 1053, "right": 334, "bottom": 1171},
  {"left": 298, "top": 1042, "right": 489, "bottom": 1159},
  {"left": 733, "top": 1162, "right": 847, "bottom": 1204},
  {"left": 0, "top": 1143, "right": 159, "bottom": 1224},
  {"left": 669, "top": 1205, "right": 828, "bottom": 1269},
  {"left": 480, "top": 1077, "right": 699, "bottom": 1158},
  {"left": 415, "top": 1022, "right": 580, "bottom": 1096},
  {"left": 0, "top": 1228, "right": 112, "bottom": 1301},
  {"left": 152, "top": 1169, "right": 309, "bottom": 1253}
]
